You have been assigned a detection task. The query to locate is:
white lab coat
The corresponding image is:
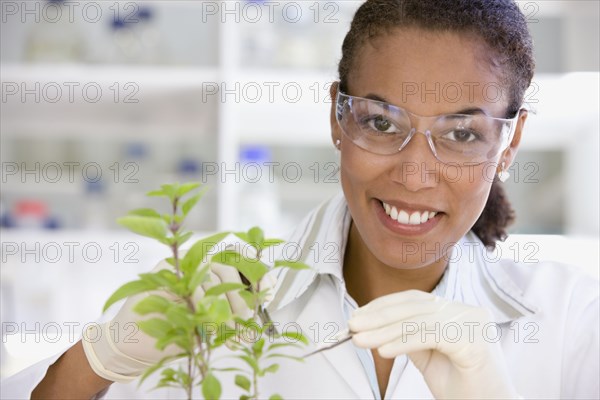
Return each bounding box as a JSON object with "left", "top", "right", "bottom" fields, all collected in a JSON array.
[{"left": 2, "top": 192, "right": 599, "bottom": 399}]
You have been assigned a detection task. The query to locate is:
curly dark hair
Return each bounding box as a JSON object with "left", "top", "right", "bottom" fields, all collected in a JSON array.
[{"left": 338, "top": 0, "right": 534, "bottom": 248}]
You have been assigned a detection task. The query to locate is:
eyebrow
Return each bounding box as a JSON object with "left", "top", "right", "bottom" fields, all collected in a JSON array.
[{"left": 363, "top": 93, "right": 488, "bottom": 116}]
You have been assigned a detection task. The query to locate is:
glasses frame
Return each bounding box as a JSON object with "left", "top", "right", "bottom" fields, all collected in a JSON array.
[{"left": 335, "top": 89, "right": 523, "bottom": 165}]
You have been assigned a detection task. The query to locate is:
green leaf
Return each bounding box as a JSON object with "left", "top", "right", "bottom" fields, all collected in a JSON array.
[
  {"left": 202, "top": 373, "right": 221, "bottom": 400},
  {"left": 177, "top": 182, "right": 201, "bottom": 198},
  {"left": 263, "top": 238, "right": 284, "bottom": 248},
  {"left": 139, "top": 362, "right": 164, "bottom": 385},
  {"left": 274, "top": 259, "right": 311, "bottom": 271},
  {"left": 139, "top": 269, "right": 179, "bottom": 288},
  {"left": 161, "top": 213, "right": 171, "bottom": 224},
  {"left": 159, "top": 184, "right": 177, "bottom": 201},
  {"left": 103, "top": 279, "right": 158, "bottom": 312},
  {"left": 128, "top": 208, "right": 161, "bottom": 218},
  {"left": 181, "top": 193, "right": 201, "bottom": 216},
  {"left": 269, "top": 394, "right": 283, "bottom": 400},
  {"left": 133, "top": 294, "right": 171, "bottom": 315},
  {"left": 146, "top": 189, "right": 166, "bottom": 197},
  {"left": 165, "top": 257, "right": 176, "bottom": 267},
  {"left": 188, "top": 264, "right": 210, "bottom": 293},
  {"left": 233, "top": 232, "right": 249, "bottom": 243},
  {"left": 213, "top": 327, "right": 239, "bottom": 346},
  {"left": 281, "top": 331, "right": 309, "bottom": 345},
  {"left": 247, "top": 226, "right": 264, "bottom": 249},
  {"left": 212, "top": 250, "right": 268, "bottom": 286},
  {"left": 181, "top": 231, "right": 230, "bottom": 275},
  {"left": 173, "top": 214, "right": 183, "bottom": 225},
  {"left": 139, "top": 353, "right": 184, "bottom": 385},
  {"left": 137, "top": 318, "right": 172, "bottom": 339},
  {"left": 204, "top": 282, "right": 247, "bottom": 297},
  {"left": 156, "top": 367, "right": 181, "bottom": 389},
  {"left": 239, "top": 355, "right": 260, "bottom": 373},
  {"left": 162, "top": 237, "right": 176, "bottom": 247},
  {"left": 252, "top": 338, "right": 265, "bottom": 357},
  {"left": 179, "top": 368, "right": 193, "bottom": 387},
  {"left": 176, "top": 231, "right": 194, "bottom": 247},
  {"left": 238, "top": 289, "right": 256, "bottom": 310},
  {"left": 234, "top": 374, "right": 251, "bottom": 391},
  {"left": 265, "top": 353, "right": 305, "bottom": 362},
  {"left": 207, "top": 298, "right": 233, "bottom": 324},
  {"left": 156, "top": 367, "right": 176, "bottom": 383},
  {"left": 155, "top": 333, "right": 192, "bottom": 352},
  {"left": 212, "top": 367, "right": 245, "bottom": 373},
  {"left": 165, "top": 306, "right": 193, "bottom": 330},
  {"left": 117, "top": 215, "right": 168, "bottom": 242},
  {"left": 261, "top": 363, "right": 279, "bottom": 376},
  {"left": 256, "top": 287, "right": 274, "bottom": 303},
  {"left": 266, "top": 342, "right": 304, "bottom": 351}
]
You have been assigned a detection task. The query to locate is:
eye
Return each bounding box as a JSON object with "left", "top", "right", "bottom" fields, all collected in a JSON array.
[
  {"left": 365, "top": 115, "right": 397, "bottom": 133},
  {"left": 442, "top": 129, "right": 479, "bottom": 142}
]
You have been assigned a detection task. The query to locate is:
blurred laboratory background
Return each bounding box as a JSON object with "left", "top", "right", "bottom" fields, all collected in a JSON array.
[{"left": 1, "top": 0, "right": 598, "bottom": 381}]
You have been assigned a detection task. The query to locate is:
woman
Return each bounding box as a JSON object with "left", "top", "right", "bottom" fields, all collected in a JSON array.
[{"left": 8, "top": 0, "right": 599, "bottom": 398}]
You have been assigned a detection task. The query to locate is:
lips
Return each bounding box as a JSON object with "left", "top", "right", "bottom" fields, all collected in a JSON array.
[{"left": 381, "top": 201, "right": 438, "bottom": 225}]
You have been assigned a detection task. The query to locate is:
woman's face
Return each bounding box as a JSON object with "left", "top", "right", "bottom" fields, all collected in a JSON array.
[{"left": 332, "top": 28, "right": 526, "bottom": 270}]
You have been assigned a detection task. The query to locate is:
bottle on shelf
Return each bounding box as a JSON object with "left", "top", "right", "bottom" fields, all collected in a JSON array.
[
  {"left": 236, "top": 145, "right": 282, "bottom": 235},
  {"left": 118, "top": 141, "right": 154, "bottom": 216},
  {"left": 108, "top": 18, "right": 140, "bottom": 64},
  {"left": 23, "top": 0, "right": 85, "bottom": 63},
  {"left": 7, "top": 199, "right": 59, "bottom": 230},
  {"left": 83, "top": 179, "right": 108, "bottom": 230},
  {"left": 106, "top": 5, "right": 164, "bottom": 64},
  {"left": 135, "top": 6, "right": 165, "bottom": 64}
]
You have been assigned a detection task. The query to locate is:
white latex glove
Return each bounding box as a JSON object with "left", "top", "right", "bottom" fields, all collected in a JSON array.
[
  {"left": 82, "top": 259, "right": 275, "bottom": 383},
  {"left": 348, "top": 290, "right": 520, "bottom": 399}
]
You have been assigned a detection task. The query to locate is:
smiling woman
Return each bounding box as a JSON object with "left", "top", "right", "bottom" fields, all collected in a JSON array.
[
  {"left": 334, "top": 20, "right": 532, "bottom": 397},
  {"left": 336, "top": 26, "right": 525, "bottom": 274},
  {"left": 4, "top": 0, "right": 599, "bottom": 399}
]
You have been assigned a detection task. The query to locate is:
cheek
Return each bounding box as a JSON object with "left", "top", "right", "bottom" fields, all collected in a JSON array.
[
  {"left": 446, "top": 165, "right": 494, "bottom": 225},
  {"left": 339, "top": 147, "right": 388, "bottom": 189}
]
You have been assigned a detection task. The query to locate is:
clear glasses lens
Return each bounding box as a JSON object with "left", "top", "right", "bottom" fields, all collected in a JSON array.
[{"left": 336, "top": 92, "right": 516, "bottom": 164}]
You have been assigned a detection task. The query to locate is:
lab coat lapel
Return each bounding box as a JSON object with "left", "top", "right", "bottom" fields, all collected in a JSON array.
[
  {"left": 298, "top": 278, "right": 373, "bottom": 399},
  {"left": 390, "top": 360, "right": 433, "bottom": 399},
  {"left": 272, "top": 276, "right": 374, "bottom": 399}
]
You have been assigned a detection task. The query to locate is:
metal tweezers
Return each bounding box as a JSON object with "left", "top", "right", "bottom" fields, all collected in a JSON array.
[
  {"left": 303, "top": 329, "right": 355, "bottom": 357},
  {"left": 239, "top": 271, "right": 279, "bottom": 335},
  {"left": 258, "top": 306, "right": 278, "bottom": 336}
]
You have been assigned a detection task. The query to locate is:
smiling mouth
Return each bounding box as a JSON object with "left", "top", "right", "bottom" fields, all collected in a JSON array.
[{"left": 381, "top": 201, "right": 439, "bottom": 225}]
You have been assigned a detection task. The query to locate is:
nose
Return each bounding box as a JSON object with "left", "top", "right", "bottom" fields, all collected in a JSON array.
[{"left": 390, "top": 130, "right": 440, "bottom": 191}]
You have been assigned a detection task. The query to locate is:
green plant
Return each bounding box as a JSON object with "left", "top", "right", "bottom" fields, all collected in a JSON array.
[{"left": 103, "top": 182, "right": 309, "bottom": 399}]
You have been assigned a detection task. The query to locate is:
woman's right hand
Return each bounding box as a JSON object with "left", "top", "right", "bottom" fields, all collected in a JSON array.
[{"left": 81, "top": 259, "right": 267, "bottom": 383}]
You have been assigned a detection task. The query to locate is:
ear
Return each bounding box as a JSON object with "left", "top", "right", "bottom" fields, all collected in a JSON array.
[
  {"left": 498, "top": 109, "right": 528, "bottom": 171},
  {"left": 330, "top": 81, "right": 342, "bottom": 148}
]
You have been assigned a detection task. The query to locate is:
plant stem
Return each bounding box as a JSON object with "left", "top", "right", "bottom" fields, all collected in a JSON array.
[
  {"left": 169, "top": 194, "right": 207, "bottom": 396},
  {"left": 186, "top": 356, "right": 193, "bottom": 400},
  {"left": 252, "top": 346, "right": 259, "bottom": 400},
  {"left": 250, "top": 248, "right": 261, "bottom": 400},
  {"left": 172, "top": 244, "right": 182, "bottom": 278}
]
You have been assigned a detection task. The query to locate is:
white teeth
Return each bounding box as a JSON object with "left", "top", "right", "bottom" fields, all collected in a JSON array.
[
  {"left": 409, "top": 212, "right": 421, "bottom": 225},
  {"left": 398, "top": 210, "right": 409, "bottom": 224},
  {"left": 382, "top": 202, "right": 438, "bottom": 225}
]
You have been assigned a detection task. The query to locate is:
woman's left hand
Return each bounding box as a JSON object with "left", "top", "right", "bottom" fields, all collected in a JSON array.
[{"left": 348, "top": 290, "right": 520, "bottom": 399}]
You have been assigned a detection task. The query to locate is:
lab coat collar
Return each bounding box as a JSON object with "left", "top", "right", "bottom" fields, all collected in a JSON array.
[
  {"left": 287, "top": 276, "right": 375, "bottom": 399},
  {"left": 446, "top": 232, "right": 540, "bottom": 323},
  {"left": 267, "top": 192, "right": 348, "bottom": 312},
  {"left": 267, "top": 192, "right": 540, "bottom": 325}
]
